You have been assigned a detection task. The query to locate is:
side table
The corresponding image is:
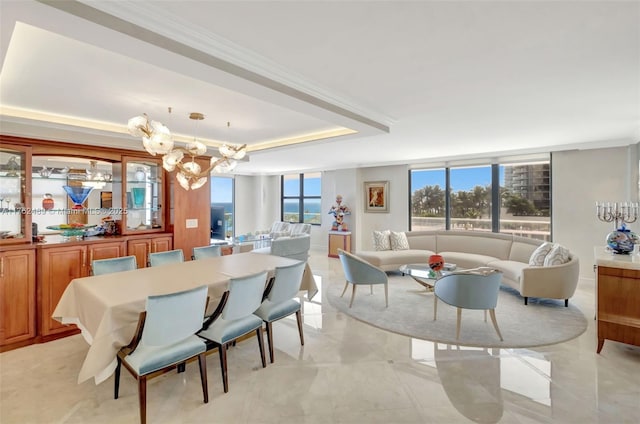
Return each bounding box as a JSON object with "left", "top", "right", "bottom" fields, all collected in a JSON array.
[{"left": 328, "top": 231, "right": 351, "bottom": 258}]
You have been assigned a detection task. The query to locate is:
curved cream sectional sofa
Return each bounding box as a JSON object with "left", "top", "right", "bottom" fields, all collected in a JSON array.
[{"left": 356, "top": 230, "right": 580, "bottom": 306}]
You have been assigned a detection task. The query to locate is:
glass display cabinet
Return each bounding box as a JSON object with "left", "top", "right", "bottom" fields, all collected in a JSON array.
[
  {"left": 0, "top": 145, "right": 32, "bottom": 244},
  {"left": 31, "top": 156, "right": 119, "bottom": 239},
  {"left": 121, "top": 156, "right": 165, "bottom": 234}
]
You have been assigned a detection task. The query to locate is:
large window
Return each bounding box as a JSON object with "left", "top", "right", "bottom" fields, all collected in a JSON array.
[
  {"left": 210, "top": 176, "right": 234, "bottom": 240},
  {"left": 282, "top": 173, "right": 321, "bottom": 224},
  {"left": 410, "top": 160, "right": 551, "bottom": 241},
  {"left": 450, "top": 166, "right": 492, "bottom": 231}
]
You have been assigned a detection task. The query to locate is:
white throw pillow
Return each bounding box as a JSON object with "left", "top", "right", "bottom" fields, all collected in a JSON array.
[
  {"left": 390, "top": 231, "right": 410, "bottom": 251},
  {"left": 529, "top": 242, "right": 553, "bottom": 266},
  {"left": 373, "top": 230, "right": 391, "bottom": 251},
  {"left": 543, "top": 244, "right": 570, "bottom": 266}
]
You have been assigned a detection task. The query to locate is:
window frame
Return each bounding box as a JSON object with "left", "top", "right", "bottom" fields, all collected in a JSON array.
[{"left": 281, "top": 173, "right": 322, "bottom": 224}]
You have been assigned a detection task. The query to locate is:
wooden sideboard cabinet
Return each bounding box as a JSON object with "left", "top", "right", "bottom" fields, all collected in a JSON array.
[
  {"left": 596, "top": 265, "right": 640, "bottom": 353},
  {"left": 127, "top": 235, "right": 173, "bottom": 268},
  {"left": 0, "top": 248, "right": 36, "bottom": 348}
]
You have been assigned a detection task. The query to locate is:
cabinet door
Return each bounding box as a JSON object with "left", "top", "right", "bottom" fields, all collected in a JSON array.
[
  {"left": 39, "top": 245, "right": 85, "bottom": 336},
  {"left": 151, "top": 236, "right": 172, "bottom": 253},
  {"left": 87, "top": 241, "right": 126, "bottom": 274},
  {"left": 0, "top": 249, "right": 36, "bottom": 346},
  {"left": 127, "top": 239, "right": 151, "bottom": 268},
  {"left": 0, "top": 144, "right": 32, "bottom": 246},
  {"left": 121, "top": 156, "right": 165, "bottom": 234}
]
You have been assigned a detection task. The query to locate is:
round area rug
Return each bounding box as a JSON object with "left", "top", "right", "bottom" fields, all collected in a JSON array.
[{"left": 327, "top": 273, "right": 588, "bottom": 348}]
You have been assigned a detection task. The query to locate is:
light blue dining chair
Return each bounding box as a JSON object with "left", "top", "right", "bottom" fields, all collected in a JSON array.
[
  {"left": 198, "top": 271, "right": 268, "bottom": 393},
  {"left": 192, "top": 245, "right": 222, "bottom": 260},
  {"left": 337, "top": 249, "right": 388, "bottom": 308},
  {"left": 148, "top": 249, "right": 184, "bottom": 267},
  {"left": 92, "top": 255, "right": 137, "bottom": 275},
  {"left": 114, "top": 285, "right": 209, "bottom": 424},
  {"left": 254, "top": 261, "right": 306, "bottom": 363},
  {"left": 433, "top": 269, "right": 504, "bottom": 341}
]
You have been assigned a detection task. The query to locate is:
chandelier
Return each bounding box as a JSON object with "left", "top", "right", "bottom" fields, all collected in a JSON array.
[{"left": 127, "top": 112, "right": 247, "bottom": 190}]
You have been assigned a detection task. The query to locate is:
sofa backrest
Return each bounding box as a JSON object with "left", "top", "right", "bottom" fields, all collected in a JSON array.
[
  {"left": 436, "top": 231, "right": 513, "bottom": 259},
  {"left": 270, "top": 234, "right": 311, "bottom": 262},
  {"left": 509, "top": 236, "right": 543, "bottom": 262},
  {"left": 406, "top": 231, "right": 437, "bottom": 251}
]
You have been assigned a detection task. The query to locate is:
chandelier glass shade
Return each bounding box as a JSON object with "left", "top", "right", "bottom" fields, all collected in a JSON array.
[{"left": 127, "top": 113, "right": 247, "bottom": 190}]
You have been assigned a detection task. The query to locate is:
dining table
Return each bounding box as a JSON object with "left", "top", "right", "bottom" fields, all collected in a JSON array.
[{"left": 52, "top": 252, "right": 318, "bottom": 385}]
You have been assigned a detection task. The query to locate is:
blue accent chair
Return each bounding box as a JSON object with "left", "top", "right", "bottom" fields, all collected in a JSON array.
[
  {"left": 254, "top": 261, "right": 306, "bottom": 363},
  {"left": 198, "top": 271, "right": 268, "bottom": 393},
  {"left": 433, "top": 269, "right": 504, "bottom": 341},
  {"left": 148, "top": 249, "right": 184, "bottom": 267},
  {"left": 192, "top": 245, "right": 222, "bottom": 260},
  {"left": 337, "top": 249, "right": 388, "bottom": 308},
  {"left": 114, "top": 285, "right": 209, "bottom": 424},
  {"left": 92, "top": 255, "right": 137, "bottom": 275}
]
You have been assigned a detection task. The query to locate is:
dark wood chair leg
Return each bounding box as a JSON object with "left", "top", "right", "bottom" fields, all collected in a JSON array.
[
  {"left": 114, "top": 357, "right": 122, "bottom": 399},
  {"left": 565, "top": 299, "right": 569, "bottom": 307},
  {"left": 177, "top": 362, "right": 185, "bottom": 373},
  {"left": 198, "top": 353, "right": 209, "bottom": 403},
  {"left": 256, "top": 327, "right": 267, "bottom": 368},
  {"left": 138, "top": 375, "right": 147, "bottom": 424},
  {"left": 295, "top": 309, "right": 304, "bottom": 346},
  {"left": 265, "top": 322, "right": 274, "bottom": 363},
  {"left": 218, "top": 342, "right": 229, "bottom": 393},
  {"left": 524, "top": 297, "right": 528, "bottom": 305}
]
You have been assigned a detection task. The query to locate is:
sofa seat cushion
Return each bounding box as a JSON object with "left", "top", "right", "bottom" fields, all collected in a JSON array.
[
  {"left": 356, "top": 249, "right": 434, "bottom": 269},
  {"left": 437, "top": 252, "right": 498, "bottom": 270},
  {"left": 486, "top": 259, "right": 528, "bottom": 286}
]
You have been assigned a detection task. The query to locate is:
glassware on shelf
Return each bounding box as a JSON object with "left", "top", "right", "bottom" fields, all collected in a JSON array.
[
  {"left": 63, "top": 185, "right": 93, "bottom": 209},
  {"left": 134, "top": 167, "right": 146, "bottom": 182},
  {"left": 132, "top": 187, "right": 146, "bottom": 208},
  {"left": 42, "top": 193, "right": 54, "bottom": 210}
]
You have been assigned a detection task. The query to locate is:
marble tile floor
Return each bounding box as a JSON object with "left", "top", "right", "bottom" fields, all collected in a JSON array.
[{"left": 1, "top": 249, "right": 639, "bottom": 424}]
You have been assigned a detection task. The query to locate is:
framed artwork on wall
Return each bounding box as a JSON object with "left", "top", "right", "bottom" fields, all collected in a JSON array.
[{"left": 364, "top": 180, "right": 389, "bottom": 213}]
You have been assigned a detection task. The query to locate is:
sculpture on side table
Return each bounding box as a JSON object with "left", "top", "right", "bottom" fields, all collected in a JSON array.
[{"left": 329, "top": 194, "right": 351, "bottom": 231}]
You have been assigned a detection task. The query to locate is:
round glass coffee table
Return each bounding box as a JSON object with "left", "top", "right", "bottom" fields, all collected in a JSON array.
[{"left": 399, "top": 263, "right": 457, "bottom": 291}]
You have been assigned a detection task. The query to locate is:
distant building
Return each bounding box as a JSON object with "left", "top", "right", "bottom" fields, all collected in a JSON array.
[{"left": 504, "top": 164, "right": 550, "bottom": 211}]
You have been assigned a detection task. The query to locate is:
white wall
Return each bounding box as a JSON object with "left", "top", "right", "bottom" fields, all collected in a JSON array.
[
  {"left": 356, "top": 165, "right": 409, "bottom": 251},
  {"left": 234, "top": 174, "right": 280, "bottom": 236},
  {"left": 552, "top": 144, "right": 638, "bottom": 280}
]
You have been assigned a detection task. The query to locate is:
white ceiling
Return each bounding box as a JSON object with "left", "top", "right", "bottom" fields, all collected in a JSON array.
[{"left": 1, "top": 0, "right": 638, "bottom": 175}]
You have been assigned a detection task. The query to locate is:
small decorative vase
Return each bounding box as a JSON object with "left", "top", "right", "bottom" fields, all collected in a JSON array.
[
  {"left": 131, "top": 187, "right": 146, "bottom": 208},
  {"left": 42, "top": 193, "right": 54, "bottom": 210},
  {"left": 606, "top": 224, "right": 639, "bottom": 255},
  {"left": 134, "top": 167, "right": 146, "bottom": 182},
  {"left": 428, "top": 254, "right": 444, "bottom": 272}
]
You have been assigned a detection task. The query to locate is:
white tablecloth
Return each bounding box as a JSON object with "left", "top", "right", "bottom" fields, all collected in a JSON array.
[{"left": 52, "top": 252, "right": 317, "bottom": 384}]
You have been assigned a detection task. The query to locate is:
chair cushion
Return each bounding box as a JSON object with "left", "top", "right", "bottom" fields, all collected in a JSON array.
[
  {"left": 373, "top": 230, "right": 391, "bottom": 251},
  {"left": 254, "top": 299, "right": 300, "bottom": 322},
  {"left": 486, "top": 260, "right": 527, "bottom": 285},
  {"left": 199, "top": 315, "right": 263, "bottom": 344},
  {"left": 390, "top": 231, "right": 410, "bottom": 250},
  {"left": 125, "top": 335, "right": 206, "bottom": 375}
]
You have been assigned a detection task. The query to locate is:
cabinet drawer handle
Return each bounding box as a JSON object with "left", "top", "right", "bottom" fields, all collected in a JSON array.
[{"left": 0, "top": 257, "right": 4, "bottom": 278}]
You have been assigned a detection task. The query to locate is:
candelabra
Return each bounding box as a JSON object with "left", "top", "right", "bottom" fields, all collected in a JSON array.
[
  {"left": 596, "top": 201, "right": 640, "bottom": 254},
  {"left": 596, "top": 201, "right": 639, "bottom": 229}
]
